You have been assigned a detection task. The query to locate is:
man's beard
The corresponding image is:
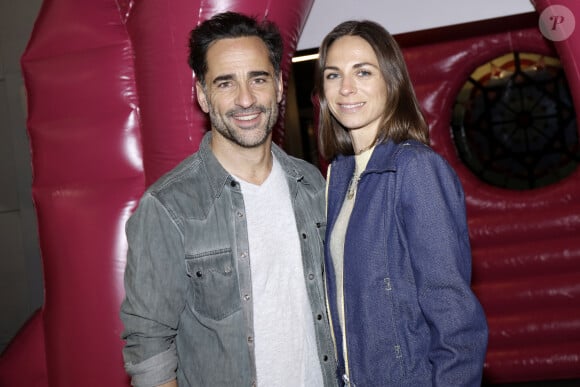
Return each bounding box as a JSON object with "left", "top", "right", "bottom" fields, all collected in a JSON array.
[{"left": 209, "top": 103, "right": 279, "bottom": 148}]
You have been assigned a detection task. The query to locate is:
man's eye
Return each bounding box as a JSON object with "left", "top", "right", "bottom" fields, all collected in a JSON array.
[
  {"left": 253, "top": 78, "right": 267, "bottom": 84},
  {"left": 217, "top": 81, "right": 231, "bottom": 88}
]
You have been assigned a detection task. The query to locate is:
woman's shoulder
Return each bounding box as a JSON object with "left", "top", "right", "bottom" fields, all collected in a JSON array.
[
  {"left": 393, "top": 139, "right": 443, "bottom": 163},
  {"left": 390, "top": 140, "right": 459, "bottom": 180}
]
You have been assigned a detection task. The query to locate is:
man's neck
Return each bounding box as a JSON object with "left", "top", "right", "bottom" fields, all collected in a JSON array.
[{"left": 210, "top": 131, "right": 274, "bottom": 185}]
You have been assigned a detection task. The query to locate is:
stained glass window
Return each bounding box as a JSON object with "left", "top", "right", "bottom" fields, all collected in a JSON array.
[{"left": 451, "top": 52, "right": 579, "bottom": 190}]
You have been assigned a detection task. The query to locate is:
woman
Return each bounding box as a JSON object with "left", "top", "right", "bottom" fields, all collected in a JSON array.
[{"left": 316, "top": 20, "right": 488, "bottom": 386}]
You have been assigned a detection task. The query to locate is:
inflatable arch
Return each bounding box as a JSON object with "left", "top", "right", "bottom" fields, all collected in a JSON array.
[{"left": 0, "top": 0, "right": 579, "bottom": 385}]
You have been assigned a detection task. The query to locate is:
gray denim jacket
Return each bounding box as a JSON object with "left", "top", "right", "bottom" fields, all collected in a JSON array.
[{"left": 120, "top": 132, "right": 337, "bottom": 387}]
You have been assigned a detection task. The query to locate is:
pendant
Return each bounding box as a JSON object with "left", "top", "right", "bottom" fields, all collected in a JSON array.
[
  {"left": 347, "top": 189, "right": 354, "bottom": 200},
  {"left": 347, "top": 176, "right": 358, "bottom": 200}
]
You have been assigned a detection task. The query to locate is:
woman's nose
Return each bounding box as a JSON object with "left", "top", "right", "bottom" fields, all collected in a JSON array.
[{"left": 340, "top": 77, "right": 356, "bottom": 96}]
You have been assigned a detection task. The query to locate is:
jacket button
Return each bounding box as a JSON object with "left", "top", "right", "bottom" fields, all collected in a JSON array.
[
  {"left": 243, "top": 294, "right": 250, "bottom": 301},
  {"left": 308, "top": 273, "right": 315, "bottom": 280},
  {"left": 317, "top": 314, "right": 322, "bottom": 320},
  {"left": 230, "top": 180, "right": 237, "bottom": 187},
  {"left": 301, "top": 233, "right": 307, "bottom": 239},
  {"left": 323, "top": 355, "right": 329, "bottom": 361},
  {"left": 237, "top": 211, "right": 244, "bottom": 218}
]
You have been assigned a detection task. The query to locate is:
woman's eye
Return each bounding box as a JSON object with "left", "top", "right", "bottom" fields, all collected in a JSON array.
[
  {"left": 325, "top": 72, "right": 339, "bottom": 80},
  {"left": 357, "top": 69, "right": 372, "bottom": 77}
]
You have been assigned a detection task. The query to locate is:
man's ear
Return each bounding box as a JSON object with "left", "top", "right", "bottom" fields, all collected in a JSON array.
[
  {"left": 195, "top": 81, "right": 209, "bottom": 113},
  {"left": 276, "top": 75, "right": 283, "bottom": 104}
]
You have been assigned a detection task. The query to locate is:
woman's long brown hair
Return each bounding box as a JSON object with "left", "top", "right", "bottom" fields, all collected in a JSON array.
[{"left": 315, "top": 20, "right": 429, "bottom": 161}]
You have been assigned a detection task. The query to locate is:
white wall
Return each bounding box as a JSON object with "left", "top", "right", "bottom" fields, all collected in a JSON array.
[
  {"left": 298, "top": 0, "right": 535, "bottom": 50},
  {"left": 0, "top": 0, "right": 43, "bottom": 354}
]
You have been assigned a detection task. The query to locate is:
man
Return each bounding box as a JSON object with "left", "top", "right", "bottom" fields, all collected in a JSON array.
[{"left": 120, "top": 11, "right": 336, "bottom": 387}]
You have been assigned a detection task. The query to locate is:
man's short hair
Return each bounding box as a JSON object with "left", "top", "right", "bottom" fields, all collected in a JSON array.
[{"left": 188, "top": 11, "right": 284, "bottom": 86}]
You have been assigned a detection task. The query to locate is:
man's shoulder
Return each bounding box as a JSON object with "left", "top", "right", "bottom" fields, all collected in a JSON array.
[
  {"left": 138, "top": 151, "right": 220, "bottom": 220},
  {"left": 147, "top": 152, "right": 205, "bottom": 195}
]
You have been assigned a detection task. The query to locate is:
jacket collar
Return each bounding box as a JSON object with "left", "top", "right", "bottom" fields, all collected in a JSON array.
[
  {"left": 333, "top": 139, "right": 402, "bottom": 178},
  {"left": 198, "top": 132, "right": 307, "bottom": 198}
]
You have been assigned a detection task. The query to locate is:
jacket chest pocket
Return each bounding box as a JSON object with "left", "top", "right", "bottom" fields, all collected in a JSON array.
[{"left": 185, "top": 248, "right": 241, "bottom": 320}]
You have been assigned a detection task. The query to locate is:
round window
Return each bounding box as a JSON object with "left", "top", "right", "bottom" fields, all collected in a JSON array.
[{"left": 451, "top": 52, "right": 579, "bottom": 190}]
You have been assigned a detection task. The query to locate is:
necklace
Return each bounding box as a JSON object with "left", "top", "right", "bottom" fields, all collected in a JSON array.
[
  {"left": 354, "top": 141, "right": 375, "bottom": 155},
  {"left": 348, "top": 142, "right": 374, "bottom": 199},
  {"left": 347, "top": 167, "right": 360, "bottom": 200}
]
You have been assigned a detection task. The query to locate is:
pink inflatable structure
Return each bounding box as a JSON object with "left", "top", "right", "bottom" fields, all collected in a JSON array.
[
  {"left": 400, "top": 1, "right": 580, "bottom": 381},
  {"left": 0, "top": 0, "right": 579, "bottom": 385},
  {"left": 0, "top": 0, "right": 314, "bottom": 386}
]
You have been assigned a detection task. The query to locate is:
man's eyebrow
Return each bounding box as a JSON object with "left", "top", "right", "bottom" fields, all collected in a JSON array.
[
  {"left": 249, "top": 70, "right": 272, "bottom": 78},
  {"left": 212, "top": 74, "right": 234, "bottom": 85},
  {"left": 211, "top": 71, "right": 273, "bottom": 85}
]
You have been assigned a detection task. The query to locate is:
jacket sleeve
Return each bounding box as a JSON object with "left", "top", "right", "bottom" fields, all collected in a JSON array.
[
  {"left": 120, "top": 193, "right": 187, "bottom": 387},
  {"left": 399, "top": 148, "right": 488, "bottom": 386}
]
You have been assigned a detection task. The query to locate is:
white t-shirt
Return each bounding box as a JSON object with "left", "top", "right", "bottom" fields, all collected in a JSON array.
[{"left": 237, "top": 156, "right": 323, "bottom": 387}]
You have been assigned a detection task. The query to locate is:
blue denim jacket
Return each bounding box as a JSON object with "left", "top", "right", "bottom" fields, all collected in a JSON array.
[
  {"left": 325, "top": 140, "right": 488, "bottom": 386},
  {"left": 121, "top": 133, "right": 337, "bottom": 387}
]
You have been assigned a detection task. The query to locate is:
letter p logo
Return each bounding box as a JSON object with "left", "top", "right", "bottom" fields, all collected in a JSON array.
[
  {"left": 540, "top": 5, "right": 575, "bottom": 41},
  {"left": 551, "top": 15, "right": 566, "bottom": 31}
]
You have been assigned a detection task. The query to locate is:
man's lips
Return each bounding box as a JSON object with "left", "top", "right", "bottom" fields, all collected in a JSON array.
[
  {"left": 234, "top": 112, "right": 261, "bottom": 121},
  {"left": 228, "top": 109, "right": 264, "bottom": 128}
]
